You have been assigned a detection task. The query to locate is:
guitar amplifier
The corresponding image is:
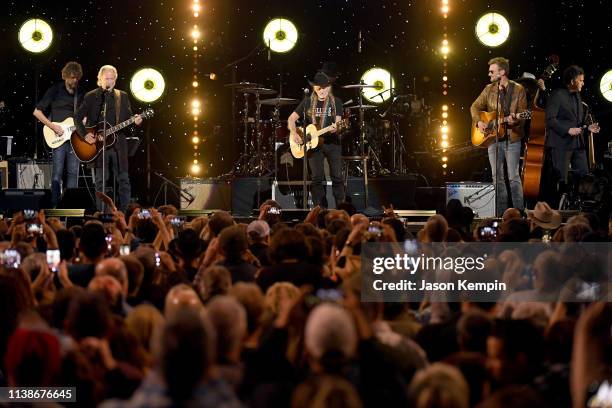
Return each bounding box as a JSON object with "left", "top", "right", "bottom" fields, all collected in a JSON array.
[
  {"left": 180, "top": 177, "right": 231, "bottom": 210},
  {"left": 17, "top": 162, "right": 52, "bottom": 189},
  {"left": 446, "top": 182, "right": 495, "bottom": 219}
]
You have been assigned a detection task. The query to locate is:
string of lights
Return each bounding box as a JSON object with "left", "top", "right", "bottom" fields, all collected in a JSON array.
[
  {"left": 190, "top": 0, "right": 202, "bottom": 176},
  {"left": 440, "top": 0, "right": 450, "bottom": 174}
]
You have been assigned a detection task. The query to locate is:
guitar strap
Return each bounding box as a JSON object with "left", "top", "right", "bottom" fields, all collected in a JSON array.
[
  {"left": 73, "top": 91, "right": 78, "bottom": 116},
  {"left": 114, "top": 90, "right": 121, "bottom": 125}
]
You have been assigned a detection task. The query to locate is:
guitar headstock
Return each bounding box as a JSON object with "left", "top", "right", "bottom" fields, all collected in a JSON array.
[
  {"left": 542, "top": 55, "right": 560, "bottom": 80},
  {"left": 140, "top": 108, "right": 155, "bottom": 119}
]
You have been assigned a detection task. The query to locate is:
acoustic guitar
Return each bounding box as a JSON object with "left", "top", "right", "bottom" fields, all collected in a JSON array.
[
  {"left": 290, "top": 119, "right": 348, "bottom": 159},
  {"left": 471, "top": 110, "right": 531, "bottom": 147},
  {"left": 71, "top": 108, "right": 154, "bottom": 162}
]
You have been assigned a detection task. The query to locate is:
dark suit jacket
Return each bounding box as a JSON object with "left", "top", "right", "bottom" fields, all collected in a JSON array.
[
  {"left": 74, "top": 87, "right": 134, "bottom": 138},
  {"left": 545, "top": 88, "right": 585, "bottom": 149}
]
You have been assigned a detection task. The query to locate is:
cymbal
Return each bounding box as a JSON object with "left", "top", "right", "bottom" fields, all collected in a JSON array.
[
  {"left": 345, "top": 104, "right": 378, "bottom": 110},
  {"left": 342, "top": 84, "right": 379, "bottom": 89},
  {"left": 241, "top": 87, "right": 277, "bottom": 95},
  {"left": 259, "top": 97, "right": 299, "bottom": 106},
  {"left": 224, "top": 81, "right": 262, "bottom": 88}
]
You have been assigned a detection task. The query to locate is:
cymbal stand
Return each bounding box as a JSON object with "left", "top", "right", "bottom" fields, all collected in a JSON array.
[
  {"left": 357, "top": 84, "right": 369, "bottom": 207},
  {"left": 249, "top": 93, "right": 271, "bottom": 176},
  {"left": 229, "top": 92, "right": 252, "bottom": 175}
]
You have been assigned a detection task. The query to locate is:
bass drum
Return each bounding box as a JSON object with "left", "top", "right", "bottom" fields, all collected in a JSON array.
[
  {"left": 261, "top": 120, "right": 289, "bottom": 153},
  {"left": 275, "top": 142, "right": 304, "bottom": 184}
]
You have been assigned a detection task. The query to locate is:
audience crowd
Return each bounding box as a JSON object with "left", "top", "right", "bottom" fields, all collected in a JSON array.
[{"left": 0, "top": 193, "right": 611, "bottom": 407}]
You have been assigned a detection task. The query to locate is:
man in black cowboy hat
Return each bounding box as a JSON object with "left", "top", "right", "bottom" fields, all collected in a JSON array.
[{"left": 287, "top": 63, "right": 345, "bottom": 208}]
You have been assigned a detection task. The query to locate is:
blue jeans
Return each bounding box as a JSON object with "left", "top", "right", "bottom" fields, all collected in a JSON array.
[
  {"left": 51, "top": 142, "right": 80, "bottom": 207},
  {"left": 488, "top": 140, "right": 524, "bottom": 213}
]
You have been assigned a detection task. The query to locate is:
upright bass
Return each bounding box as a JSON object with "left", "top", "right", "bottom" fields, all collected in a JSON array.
[{"left": 522, "top": 55, "right": 560, "bottom": 201}]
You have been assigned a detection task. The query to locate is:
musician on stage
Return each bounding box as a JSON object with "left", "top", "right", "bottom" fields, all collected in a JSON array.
[
  {"left": 288, "top": 64, "right": 345, "bottom": 208},
  {"left": 545, "top": 65, "right": 600, "bottom": 201},
  {"left": 470, "top": 57, "right": 527, "bottom": 213},
  {"left": 33, "top": 61, "right": 83, "bottom": 207},
  {"left": 75, "top": 65, "right": 142, "bottom": 211}
]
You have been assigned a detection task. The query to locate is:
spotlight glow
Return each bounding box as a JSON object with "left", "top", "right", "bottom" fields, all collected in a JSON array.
[
  {"left": 441, "top": 141, "right": 449, "bottom": 148},
  {"left": 18, "top": 18, "right": 53, "bottom": 53},
  {"left": 263, "top": 18, "right": 298, "bottom": 53},
  {"left": 600, "top": 70, "right": 612, "bottom": 102},
  {"left": 475, "top": 12, "right": 510, "bottom": 47},
  {"left": 130, "top": 68, "right": 165, "bottom": 103},
  {"left": 191, "top": 163, "right": 201, "bottom": 175},
  {"left": 360, "top": 67, "right": 395, "bottom": 103}
]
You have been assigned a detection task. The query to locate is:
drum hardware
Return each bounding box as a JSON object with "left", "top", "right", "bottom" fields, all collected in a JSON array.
[{"left": 259, "top": 97, "right": 299, "bottom": 106}]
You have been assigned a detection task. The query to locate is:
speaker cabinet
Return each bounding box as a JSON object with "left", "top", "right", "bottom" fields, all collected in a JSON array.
[
  {"left": 446, "top": 182, "right": 495, "bottom": 219},
  {"left": 16, "top": 162, "right": 52, "bottom": 189},
  {"left": 179, "top": 178, "right": 232, "bottom": 210}
]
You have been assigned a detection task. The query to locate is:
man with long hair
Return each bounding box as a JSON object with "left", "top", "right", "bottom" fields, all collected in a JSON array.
[{"left": 288, "top": 63, "right": 345, "bottom": 208}]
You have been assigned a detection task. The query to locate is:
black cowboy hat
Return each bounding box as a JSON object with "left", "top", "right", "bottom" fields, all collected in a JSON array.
[{"left": 308, "top": 62, "right": 339, "bottom": 87}]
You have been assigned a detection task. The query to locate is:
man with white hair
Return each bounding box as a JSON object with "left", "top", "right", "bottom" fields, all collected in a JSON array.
[
  {"left": 304, "top": 303, "right": 357, "bottom": 373},
  {"left": 75, "top": 65, "right": 143, "bottom": 211}
]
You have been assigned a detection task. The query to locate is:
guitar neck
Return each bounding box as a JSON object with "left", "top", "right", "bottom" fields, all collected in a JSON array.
[
  {"left": 315, "top": 120, "right": 345, "bottom": 137},
  {"left": 104, "top": 116, "right": 137, "bottom": 136}
]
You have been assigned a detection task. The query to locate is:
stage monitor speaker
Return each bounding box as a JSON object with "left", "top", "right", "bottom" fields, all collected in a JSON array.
[
  {"left": 0, "top": 136, "right": 14, "bottom": 156},
  {"left": 272, "top": 181, "right": 336, "bottom": 209},
  {"left": 57, "top": 188, "right": 97, "bottom": 213},
  {"left": 446, "top": 182, "right": 495, "bottom": 219},
  {"left": 16, "top": 162, "right": 52, "bottom": 189},
  {"left": 0, "top": 189, "right": 51, "bottom": 214},
  {"left": 231, "top": 177, "right": 271, "bottom": 216},
  {"left": 0, "top": 160, "right": 7, "bottom": 189},
  {"left": 179, "top": 178, "right": 232, "bottom": 210},
  {"left": 346, "top": 175, "right": 417, "bottom": 211}
]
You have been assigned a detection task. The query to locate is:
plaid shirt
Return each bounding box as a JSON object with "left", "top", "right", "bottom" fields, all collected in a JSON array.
[{"left": 470, "top": 80, "right": 528, "bottom": 143}]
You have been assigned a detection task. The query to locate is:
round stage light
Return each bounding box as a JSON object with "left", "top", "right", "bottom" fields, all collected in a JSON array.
[
  {"left": 360, "top": 67, "right": 395, "bottom": 103},
  {"left": 600, "top": 70, "right": 612, "bottom": 102},
  {"left": 263, "top": 18, "right": 298, "bottom": 53},
  {"left": 475, "top": 12, "right": 510, "bottom": 47},
  {"left": 18, "top": 18, "right": 53, "bottom": 53},
  {"left": 130, "top": 68, "right": 165, "bottom": 103}
]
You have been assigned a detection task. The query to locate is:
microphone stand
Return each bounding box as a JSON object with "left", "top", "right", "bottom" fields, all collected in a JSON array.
[
  {"left": 302, "top": 89, "right": 309, "bottom": 209},
  {"left": 101, "top": 89, "right": 109, "bottom": 212},
  {"left": 493, "top": 79, "right": 501, "bottom": 217}
]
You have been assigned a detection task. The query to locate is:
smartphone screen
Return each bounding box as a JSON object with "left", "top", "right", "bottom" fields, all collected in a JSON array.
[
  {"left": 1, "top": 249, "right": 21, "bottom": 268},
  {"left": 120, "top": 244, "right": 130, "bottom": 256},
  {"left": 46, "top": 249, "right": 61, "bottom": 272}
]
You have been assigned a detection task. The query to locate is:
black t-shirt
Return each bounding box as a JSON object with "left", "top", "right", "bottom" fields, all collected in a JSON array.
[
  {"left": 36, "top": 82, "right": 83, "bottom": 122},
  {"left": 294, "top": 95, "right": 344, "bottom": 144}
]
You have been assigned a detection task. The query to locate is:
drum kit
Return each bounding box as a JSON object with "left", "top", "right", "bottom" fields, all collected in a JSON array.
[
  {"left": 225, "top": 81, "right": 297, "bottom": 177},
  {"left": 225, "top": 80, "right": 432, "bottom": 183}
]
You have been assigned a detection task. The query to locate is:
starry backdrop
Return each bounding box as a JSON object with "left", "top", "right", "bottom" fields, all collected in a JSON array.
[{"left": 1, "top": 0, "right": 610, "bottom": 204}]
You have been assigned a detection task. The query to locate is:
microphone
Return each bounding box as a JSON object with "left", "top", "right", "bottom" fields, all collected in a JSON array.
[
  {"left": 267, "top": 39, "right": 271, "bottom": 61},
  {"left": 303, "top": 88, "right": 310, "bottom": 95},
  {"left": 358, "top": 30, "right": 362, "bottom": 53},
  {"left": 343, "top": 99, "right": 354, "bottom": 106}
]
